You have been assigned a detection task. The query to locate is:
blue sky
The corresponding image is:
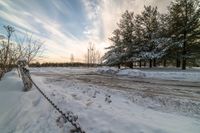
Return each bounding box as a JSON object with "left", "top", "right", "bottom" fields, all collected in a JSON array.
[{"left": 0, "top": 0, "right": 170, "bottom": 62}]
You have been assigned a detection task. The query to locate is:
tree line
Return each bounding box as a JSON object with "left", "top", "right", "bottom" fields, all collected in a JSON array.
[
  {"left": 103, "top": 0, "right": 200, "bottom": 70},
  {"left": 29, "top": 62, "right": 101, "bottom": 67},
  {"left": 0, "top": 25, "right": 44, "bottom": 79}
]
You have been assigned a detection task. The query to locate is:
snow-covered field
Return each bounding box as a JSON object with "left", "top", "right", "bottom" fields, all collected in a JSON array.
[{"left": 0, "top": 67, "right": 200, "bottom": 133}]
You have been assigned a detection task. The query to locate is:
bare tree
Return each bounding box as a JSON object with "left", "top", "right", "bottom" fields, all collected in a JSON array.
[
  {"left": 16, "top": 33, "right": 44, "bottom": 64},
  {"left": 86, "top": 42, "right": 102, "bottom": 66},
  {"left": 96, "top": 50, "right": 102, "bottom": 64},
  {"left": 25, "top": 39, "right": 44, "bottom": 64},
  {"left": 3, "top": 25, "right": 15, "bottom": 71},
  {"left": 0, "top": 25, "right": 44, "bottom": 79},
  {"left": 70, "top": 54, "right": 74, "bottom": 63},
  {"left": 0, "top": 40, "right": 6, "bottom": 78},
  {"left": 8, "top": 42, "right": 22, "bottom": 68}
]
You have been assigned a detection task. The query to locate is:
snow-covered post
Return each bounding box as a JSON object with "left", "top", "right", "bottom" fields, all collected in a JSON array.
[
  {"left": 17, "top": 58, "right": 32, "bottom": 91},
  {"left": 0, "top": 69, "right": 3, "bottom": 80}
]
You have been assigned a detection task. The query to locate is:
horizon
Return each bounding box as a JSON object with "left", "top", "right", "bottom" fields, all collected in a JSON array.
[{"left": 0, "top": 0, "right": 171, "bottom": 63}]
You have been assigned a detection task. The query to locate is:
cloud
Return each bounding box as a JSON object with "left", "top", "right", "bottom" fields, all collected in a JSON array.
[
  {"left": 0, "top": 0, "right": 89, "bottom": 62},
  {"left": 82, "top": 0, "right": 171, "bottom": 54},
  {"left": 0, "top": 0, "right": 171, "bottom": 62}
]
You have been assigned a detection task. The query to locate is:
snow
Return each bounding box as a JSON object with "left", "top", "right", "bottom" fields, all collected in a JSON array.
[
  {"left": 96, "top": 67, "right": 118, "bottom": 74},
  {"left": 0, "top": 68, "right": 200, "bottom": 133},
  {"left": 142, "top": 70, "right": 200, "bottom": 82},
  {"left": 30, "top": 67, "right": 96, "bottom": 75},
  {"left": 97, "top": 67, "right": 200, "bottom": 82},
  {"left": 117, "top": 69, "right": 146, "bottom": 78},
  {"left": 0, "top": 71, "right": 24, "bottom": 130}
]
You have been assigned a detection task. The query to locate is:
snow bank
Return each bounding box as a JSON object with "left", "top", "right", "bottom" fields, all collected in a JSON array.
[
  {"left": 0, "top": 70, "right": 24, "bottom": 127},
  {"left": 97, "top": 67, "right": 200, "bottom": 82},
  {"left": 0, "top": 72, "right": 64, "bottom": 133},
  {"left": 96, "top": 67, "right": 118, "bottom": 74},
  {"left": 143, "top": 71, "right": 200, "bottom": 81},
  {"left": 0, "top": 70, "right": 23, "bottom": 92},
  {"left": 117, "top": 69, "right": 146, "bottom": 78}
]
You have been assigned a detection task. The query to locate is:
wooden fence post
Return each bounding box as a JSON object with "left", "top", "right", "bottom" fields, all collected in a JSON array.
[{"left": 17, "top": 59, "right": 32, "bottom": 91}]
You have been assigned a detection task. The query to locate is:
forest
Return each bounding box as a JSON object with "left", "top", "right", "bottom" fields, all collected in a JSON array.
[{"left": 103, "top": 0, "right": 200, "bottom": 70}]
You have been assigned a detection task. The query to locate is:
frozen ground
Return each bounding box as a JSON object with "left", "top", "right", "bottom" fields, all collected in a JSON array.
[{"left": 0, "top": 67, "right": 200, "bottom": 133}]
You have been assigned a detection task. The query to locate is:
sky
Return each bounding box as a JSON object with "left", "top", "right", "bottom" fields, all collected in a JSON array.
[{"left": 0, "top": 0, "right": 171, "bottom": 63}]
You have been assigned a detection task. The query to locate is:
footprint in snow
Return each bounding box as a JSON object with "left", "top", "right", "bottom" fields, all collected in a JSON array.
[
  {"left": 32, "top": 97, "right": 41, "bottom": 106},
  {"left": 86, "top": 101, "right": 93, "bottom": 107},
  {"left": 71, "top": 93, "right": 81, "bottom": 100},
  {"left": 105, "top": 94, "right": 112, "bottom": 104}
]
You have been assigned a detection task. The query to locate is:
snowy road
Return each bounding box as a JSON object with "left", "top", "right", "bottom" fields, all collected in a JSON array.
[{"left": 32, "top": 69, "right": 200, "bottom": 117}]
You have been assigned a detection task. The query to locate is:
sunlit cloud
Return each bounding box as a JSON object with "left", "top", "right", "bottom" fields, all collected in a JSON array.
[{"left": 0, "top": 0, "right": 171, "bottom": 62}]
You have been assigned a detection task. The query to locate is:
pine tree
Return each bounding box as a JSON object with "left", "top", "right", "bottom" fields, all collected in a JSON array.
[
  {"left": 117, "top": 10, "right": 136, "bottom": 68},
  {"left": 169, "top": 0, "right": 200, "bottom": 69},
  {"left": 103, "top": 11, "right": 136, "bottom": 68},
  {"left": 103, "top": 29, "right": 123, "bottom": 68},
  {"left": 158, "top": 14, "right": 172, "bottom": 67},
  {"left": 136, "top": 6, "right": 165, "bottom": 68}
]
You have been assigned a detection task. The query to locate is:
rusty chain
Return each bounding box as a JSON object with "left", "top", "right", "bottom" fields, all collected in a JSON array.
[{"left": 20, "top": 67, "right": 85, "bottom": 133}]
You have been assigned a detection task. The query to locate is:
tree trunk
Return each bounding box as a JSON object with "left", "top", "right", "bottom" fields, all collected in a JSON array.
[
  {"left": 182, "top": 58, "right": 186, "bottom": 70},
  {"left": 139, "top": 60, "right": 142, "bottom": 68},
  {"left": 153, "top": 58, "right": 156, "bottom": 67},
  {"left": 176, "top": 59, "right": 181, "bottom": 68},
  {"left": 129, "top": 62, "right": 133, "bottom": 69},
  {"left": 163, "top": 59, "right": 167, "bottom": 67},
  {"left": 149, "top": 59, "right": 152, "bottom": 68},
  {"left": 144, "top": 61, "right": 146, "bottom": 67},
  {"left": 118, "top": 64, "right": 120, "bottom": 69},
  {"left": 182, "top": 32, "right": 187, "bottom": 70},
  {"left": 182, "top": 0, "right": 187, "bottom": 70}
]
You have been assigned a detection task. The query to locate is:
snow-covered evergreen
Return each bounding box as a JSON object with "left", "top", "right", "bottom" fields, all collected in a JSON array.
[
  {"left": 103, "top": 1, "right": 200, "bottom": 69},
  {"left": 169, "top": 0, "right": 200, "bottom": 69},
  {"left": 103, "top": 6, "right": 172, "bottom": 68}
]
